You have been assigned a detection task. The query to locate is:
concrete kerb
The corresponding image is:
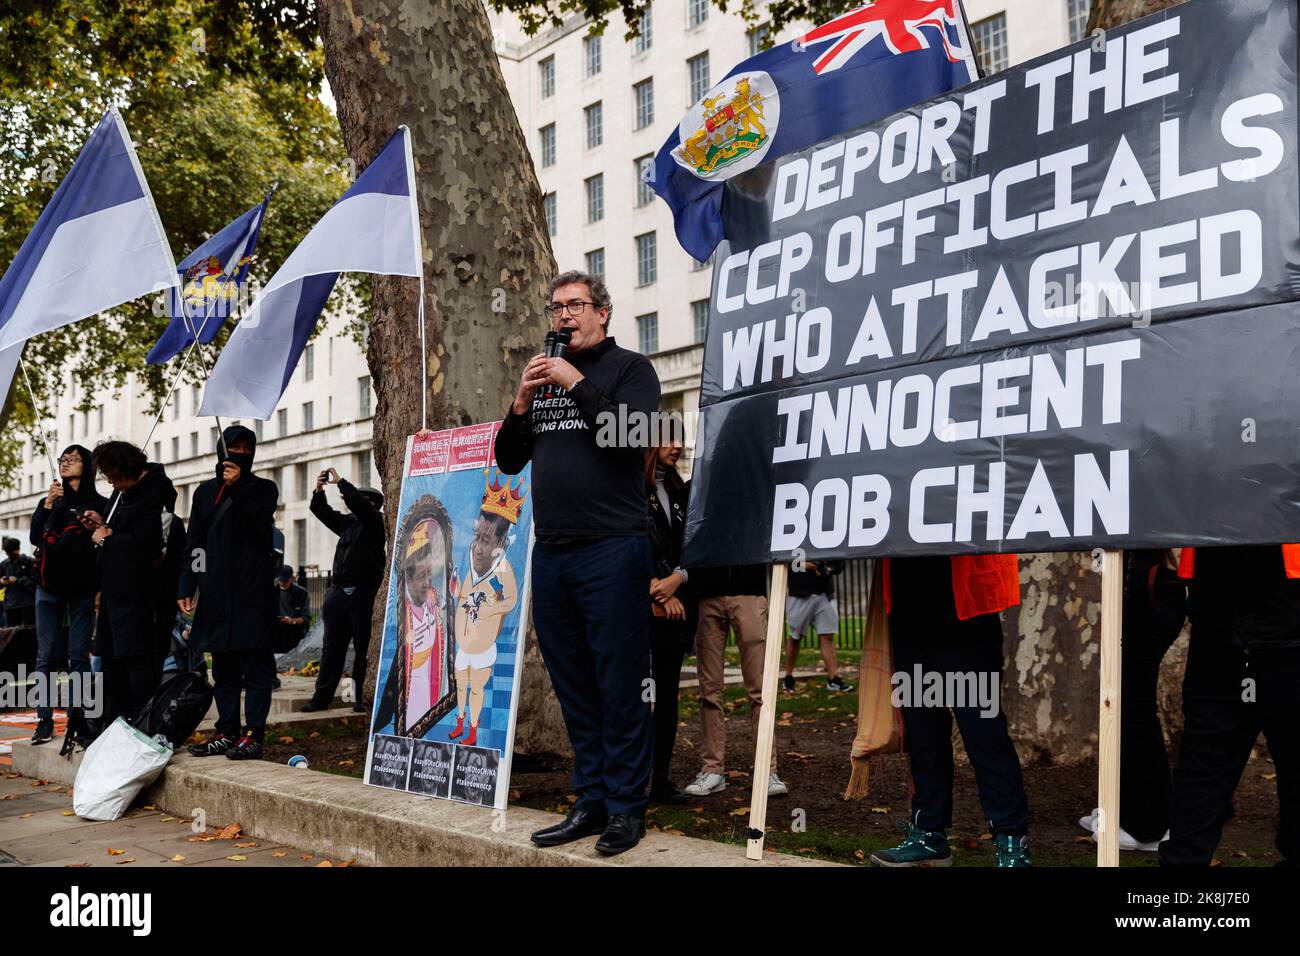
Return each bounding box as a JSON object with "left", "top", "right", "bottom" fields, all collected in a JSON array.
[{"left": 10, "top": 739, "right": 833, "bottom": 867}]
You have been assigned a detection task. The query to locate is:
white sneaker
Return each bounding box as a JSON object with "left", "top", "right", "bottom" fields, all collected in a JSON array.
[
  {"left": 684, "top": 771, "right": 726, "bottom": 796},
  {"left": 1078, "top": 809, "right": 1165, "bottom": 852},
  {"left": 767, "top": 772, "right": 789, "bottom": 797}
]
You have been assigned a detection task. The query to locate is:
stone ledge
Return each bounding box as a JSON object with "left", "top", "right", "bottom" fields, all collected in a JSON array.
[{"left": 10, "top": 738, "right": 831, "bottom": 867}]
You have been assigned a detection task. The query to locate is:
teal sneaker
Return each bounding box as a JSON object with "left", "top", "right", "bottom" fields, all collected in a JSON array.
[
  {"left": 995, "top": 833, "right": 1033, "bottom": 867},
  {"left": 870, "top": 824, "right": 952, "bottom": 867}
]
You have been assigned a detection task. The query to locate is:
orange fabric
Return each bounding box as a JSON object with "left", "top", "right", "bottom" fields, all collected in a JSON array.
[
  {"left": 880, "top": 554, "right": 1020, "bottom": 621},
  {"left": 1178, "top": 545, "right": 1300, "bottom": 580}
]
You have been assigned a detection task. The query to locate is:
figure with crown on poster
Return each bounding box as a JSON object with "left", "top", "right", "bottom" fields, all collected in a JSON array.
[{"left": 446, "top": 469, "right": 525, "bottom": 747}]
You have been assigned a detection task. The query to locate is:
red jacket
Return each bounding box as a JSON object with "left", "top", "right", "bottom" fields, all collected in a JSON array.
[
  {"left": 1177, "top": 545, "right": 1300, "bottom": 580},
  {"left": 883, "top": 554, "right": 1021, "bottom": 621}
]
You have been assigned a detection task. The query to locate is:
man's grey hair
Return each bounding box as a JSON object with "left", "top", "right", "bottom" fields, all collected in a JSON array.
[{"left": 550, "top": 270, "right": 613, "bottom": 323}]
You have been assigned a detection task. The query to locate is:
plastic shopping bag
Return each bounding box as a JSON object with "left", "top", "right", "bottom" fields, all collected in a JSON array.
[{"left": 72, "top": 717, "right": 173, "bottom": 821}]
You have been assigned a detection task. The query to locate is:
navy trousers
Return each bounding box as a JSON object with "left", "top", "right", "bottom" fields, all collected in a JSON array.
[
  {"left": 531, "top": 536, "right": 653, "bottom": 817},
  {"left": 212, "top": 649, "right": 277, "bottom": 741}
]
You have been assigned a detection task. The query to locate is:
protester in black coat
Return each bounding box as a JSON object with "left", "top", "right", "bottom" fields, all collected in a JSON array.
[
  {"left": 26, "top": 445, "right": 109, "bottom": 743},
  {"left": 88, "top": 442, "right": 178, "bottom": 725},
  {"left": 303, "top": 467, "right": 385, "bottom": 713},
  {"left": 0, "top": 537, "right": 36, "bottom": 627},
  {"left": 182, "top": 425, "right": 279, "bottom": 759},
  {"left": 645, "top": 439, "right": 695, "bottom": 805}
]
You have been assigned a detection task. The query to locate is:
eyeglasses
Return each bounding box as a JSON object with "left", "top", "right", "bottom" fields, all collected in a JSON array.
[
  {"left": 57, "top": 456, "right": 81, "bottom": 465},
  {"left": 544, "top": 299, "right": 595, "bottom": 318}
]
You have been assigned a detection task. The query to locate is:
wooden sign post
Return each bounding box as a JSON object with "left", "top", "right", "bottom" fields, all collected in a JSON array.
[
  {"left": 745, "top": 562, "right": 789, "bottom": 861},
  {"left": 1096, "top": 549, "right": 1123, "bottom": 867}
]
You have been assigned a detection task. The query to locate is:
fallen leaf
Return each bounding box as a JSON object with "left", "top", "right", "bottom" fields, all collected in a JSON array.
[
  {"left": 869, "top": 806, "right": 890, "bottom": 814},
  {"left": 32, "top": 779, "right": 49, "bottom": 786},
  {"left": 115, "top": 857, "right": 135, "bottom": 865},
  {"left": 784, "top": 752, "right": 816, "bottom": 761},
  {"left": 301, "top": 854, "right": 313, "bottom": 861},
  {"left": 278, "top": 736, "right": 294, "bottom": 744},
  {"left": 160, "top": 816, "right": 175, "bottom": 822},
  {"left": 979, "top": 833, "right": 993, "bottom": 841},
  {"left": 19, "top": 812, "right": 33, "bottom": 819},
  {"left": 215, "top": 823, "right": 242, "bottom": 840},
  {"left": 1210, "top": 858, "right": 1223, "bottom": 868},
  {"left": 338, "top": 858, "right": 357, "bottom": 867},
  {"left": 0, "top": 794, "right": 20, "bottom": 801},
  {"left": 308, "top": 731, "right": 320, "bottom": 739},
  {"left": 1232, "top": 850, "right": 1249, "bottom": 859},
  {"left": 188, "top": 835, "right": 217, "bottom": 843},
  {"left": 854, "top": 849, "right": 865, "bottom": 861},
  {"left": 141, "top": 804, "right": 155, "bottom": 810},
  {"left": 4, "top": 772, "right": 21, "bottom": 779},
  {"left": 725, "top": 770, "right": 749, "bottom": 779},
  {"left": 61, "top": 810, "right": 76, "bottom": 817},
  {"left": 1262, "top": 773, "right": 1278, "bottom": 781},
  {"left": 315, "top": 860, "right": 333, "bottom": 867},
  {"left": 272, "top": 851, "right": 287, "bottom": 859},
  {"left": 64, "top": 863, "right": 90, "bottom": 868},
  {"left": 234, "top": 841, "right": 259, "bottom": 848},
  {"left": 729, "top": 807, "right": 750, "bottom": 817},
  {"left": 226, "top": 854, "right": 247, "bottom": 862},
  {"left": 1074, "top": 835, "right": 1095, "bottom": 844},
  {"left": 336, "top": 759, "right": 354, "bottom": 768},
  {"left": 107, "top": 847, "right": 126, "bottom": 856},
  {"left": 171, "top": 854, "right": 186, "bottom": 862}
]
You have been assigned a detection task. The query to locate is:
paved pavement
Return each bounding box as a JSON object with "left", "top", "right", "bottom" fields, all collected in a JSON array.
[{"left": 0, "top": 771, "right": 356, "bottom": 868}]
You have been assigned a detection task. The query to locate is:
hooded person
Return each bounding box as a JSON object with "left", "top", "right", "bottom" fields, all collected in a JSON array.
[
  {"left": 303, "top": 465, "right": 386, "bottom": 713},
  {"left": 88, "top": 441, "right": 179, "bottom": 726},
  {"left": 181, "top": 424, "right": 280, "bottom": 760},
  {"left": 26, "top": 444, "right": 110, "bottom": 745}
]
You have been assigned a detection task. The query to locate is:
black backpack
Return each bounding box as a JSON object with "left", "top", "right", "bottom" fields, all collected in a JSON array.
[{"left": 131, "top": 670, "right": 214, "bottom": 748}]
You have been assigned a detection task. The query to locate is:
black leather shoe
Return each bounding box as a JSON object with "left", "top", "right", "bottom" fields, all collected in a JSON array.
[
  {"left": 595, "top": 813, "right": 646, "bottom": 856},
  {"left": 299, "top": 701, "right": 326, "bottom": 712},
  {"left": 531, "top": 807, "right": 608, "bottom": 847}
]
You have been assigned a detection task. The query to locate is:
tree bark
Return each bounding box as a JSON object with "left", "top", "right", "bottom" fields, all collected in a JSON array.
[
  {"left": 1089, "top": 0, "right": 1189, "bottom": 32},
  {"left": 316, "top": 0, "right": 570, "bottom": 756}
]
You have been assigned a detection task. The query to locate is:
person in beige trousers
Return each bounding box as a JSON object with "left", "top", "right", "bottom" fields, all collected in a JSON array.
[{"left": 684, "top": 563, "right": 788, "bottom": 797}]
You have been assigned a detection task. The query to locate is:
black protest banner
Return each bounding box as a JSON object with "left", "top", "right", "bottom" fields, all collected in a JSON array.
[{"left": 684, "top": 0, "right": 1300, "bottom": 567}]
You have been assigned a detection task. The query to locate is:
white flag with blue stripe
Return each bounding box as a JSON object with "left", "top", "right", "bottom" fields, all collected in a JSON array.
[
  {"left": 199, "top": 127, "right": 422, "bottom": 419},
  {"left": 0, "top": 109, "right": 177, "bottom": 395}
]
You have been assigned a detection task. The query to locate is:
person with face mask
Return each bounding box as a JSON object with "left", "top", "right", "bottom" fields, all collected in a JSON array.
[
  {"left": 181, "top": 425, "right": 280, "bottom": 760},
  {"left": 27, "top": 444, "right": 109, "bottom": 745},
  {"left": 303, "top": 467, "right": 385, "bottom": 713},
  {"left": 85, "top": 441, "right": 178, "bottom": 725}
]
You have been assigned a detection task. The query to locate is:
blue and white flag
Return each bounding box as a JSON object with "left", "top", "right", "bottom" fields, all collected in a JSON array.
[
  {"left": 648, "top": 0, "right": 979, "bottom": 261},
  {"left": 147, "top": 189, "right": 273, "bottom": 365},
  {"left": 199, "top": 127, "right": 421, "bottom": 419},
  {"left": 0, "top": 109, "right": 177, "bottom": 394}
]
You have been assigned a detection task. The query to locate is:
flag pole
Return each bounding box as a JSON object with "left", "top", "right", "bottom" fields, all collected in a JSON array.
[
  {"left": 399, "top": 126, "right": 428, "bottom": 432},
  {"left": 19, "top": 355, "right": 60, "bottom": 478}
]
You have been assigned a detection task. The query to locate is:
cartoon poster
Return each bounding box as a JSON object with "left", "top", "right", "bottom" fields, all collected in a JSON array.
[{"left": 364, "top": 423, "right": 533, "bottom": 810}]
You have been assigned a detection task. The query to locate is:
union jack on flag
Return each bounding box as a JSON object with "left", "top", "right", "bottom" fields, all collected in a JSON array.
[{"left": 800, "top": 0, "right": 971, "bottom": 75}]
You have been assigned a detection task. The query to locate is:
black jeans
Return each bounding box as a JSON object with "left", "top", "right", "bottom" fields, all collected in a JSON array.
[
  {"left": 96, "top": 598, "right": 160, "bottom": 724},
  {"left": 532, "top": 536, "right": 653, "bottom": 817},
  {"left": 889, "top": 556, "right": 1029, "bottom": 837},
  {"left": 311, "top": 585, "right": 378, "bottom": 708},
  {"left": 649, "top": 622, "right": 686, "bottom": 791},
  {"left": 1160, "top": 624, "right": 1299, "bottom": 866},
  {"left": 212, "top": 649, "right": 277, "bottom": 741},
  {"left": 1120, "top": 552, "right": 1188, "bottom": 842}
]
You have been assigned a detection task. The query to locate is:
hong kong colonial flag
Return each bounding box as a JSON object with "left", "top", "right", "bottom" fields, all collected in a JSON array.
[{"left": 648, "top": 0, "right": 980, "bottom": 262}]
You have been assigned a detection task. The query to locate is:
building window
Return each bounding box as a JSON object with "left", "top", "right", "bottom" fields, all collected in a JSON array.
[
  {"left": 692, "top": 299, "right": 709, "bottom": 343},
  {"left": 191, "top": 432, "right": 199, "bottom": 457},
  {"left": 277, "top": 408, "right": 288, "bottom": 438},
  {"left": 585, "top": 174, "right": 604, "bottom": 223},
  {"left": 192, "top": 385, "right": 201, "bottom": 414},
  {"left": 748, "top": 23, "right": 771, "bottom": 57},
  {"left": 633, "top": 7, "right": 653, "bottom": 54},
  {"left": 99, "top": 407, "right": 105, "bottom": 430},
  {"left": 543, "top": 192, "right": 557, "bottom": 237},
  {"left": 295, "top": 463, "right": 309, "bottom": 500},
  {"left": 585, "top": 33, "right": 602, "bottom": 76},
  {"left": 635, "top": 231, "right": 657, "bottom": 286},
  {"left": 358, "top": 375, "right": 372, "bottom": 418},
  {"left": 355, "top": 449, "right": 373, "bottom": 484},
  {"left": 171, "top": 436, "right": 179, "bottom": 461},
  {"left": 302, "top": 401, "right": 314, "bottom": 432},
  {"left": 585, "top": 248, "right": 606, "bottom": 278},
  {"left": 692, "top": 250, "right": 714, "bottom": 271},
  {"left": 254, "top": 420, "right": 263, "bottom": 441},
  {"left": 539, "top": 124, "right": 556, "bottom": 167},
  {"left": 211, "top": 426, "right": 220, "bottom": 451},
  {"left": 1068, "top": 0, "right": 1090, "bottom": 43},
  {"left": 687, "top": 52, "right": 710, "bottom": 105},
  {"left": 972, "top": 14, "right": 1008, "bottom": 75},
  {"left": 688, "top": 0, "right": 708, "bottom": 28},
  {"left": 634, "top": 78, "right": 654, "bottom": 130},
  {"left": 294, "top": 518, "right": 307, "bottom": 570},
  {"left": 153, "top": 440, "right": 161, "bottom": 461},
  {"left": 539, "top": 56, "right": 555, "bottom": 98},
  {"left": 636, "top": 312, "right": 659, "bottom": 354},
  {"left": 585, "top": 101, "right": 603, "bottom": 148},
  {"left": 636, "top": 155, "right": 655, "bottom": 206},
  {"left": 304, "top": 343, "right": 314, "bottom": 381}
]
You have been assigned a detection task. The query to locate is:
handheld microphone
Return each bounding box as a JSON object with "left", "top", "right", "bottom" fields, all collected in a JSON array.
[
  {"left": 546, "top": 328, "right": 572, "bottom": 398},
  {"left": 543, "top": 329, "right": 558, "bottom": 358}
]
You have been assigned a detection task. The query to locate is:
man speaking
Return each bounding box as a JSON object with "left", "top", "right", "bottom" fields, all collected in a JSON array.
[{"left": 495, "top": 270, "right": 661, "bottom": 856}]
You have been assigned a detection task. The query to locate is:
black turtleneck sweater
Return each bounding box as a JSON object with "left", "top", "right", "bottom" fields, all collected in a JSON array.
[{"left": 495, "top": 335, "right": 660, "bottom": 544}]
